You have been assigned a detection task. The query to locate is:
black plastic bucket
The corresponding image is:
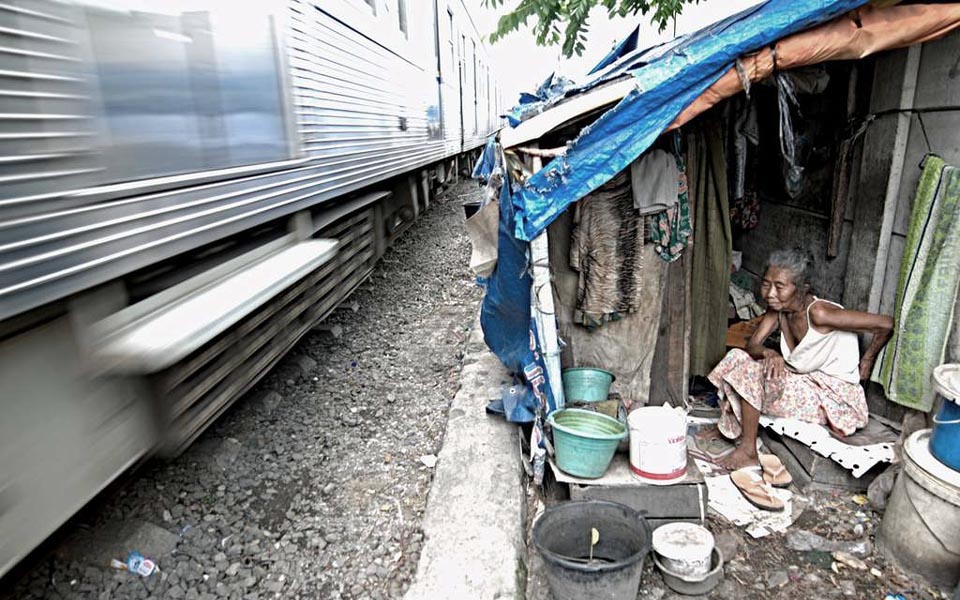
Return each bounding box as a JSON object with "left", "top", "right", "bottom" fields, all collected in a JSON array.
[{"left": 532, "top": 501, "right": 652, "bottom": 600}]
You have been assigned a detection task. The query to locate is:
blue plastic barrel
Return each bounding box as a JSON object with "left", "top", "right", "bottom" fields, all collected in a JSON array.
[{"left": 930, "top": 364, "right": 960, "bottom": 472}]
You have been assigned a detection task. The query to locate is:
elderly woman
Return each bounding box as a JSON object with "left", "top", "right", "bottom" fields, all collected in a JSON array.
[{"left": 704, "top": 249, "right": 893, "bottom": 471}]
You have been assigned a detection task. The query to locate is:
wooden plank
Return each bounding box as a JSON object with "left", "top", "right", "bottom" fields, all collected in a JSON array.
[
  {"left": 650, "top": 254, "right": 688, "bottom": 406},
  {"left": 560, "top": 455, "right": 708, "bottom": 521}
]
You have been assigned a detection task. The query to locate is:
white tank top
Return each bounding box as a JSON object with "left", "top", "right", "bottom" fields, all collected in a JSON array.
[{"left": 780, "top": 298, "right": 861, "bottom": 384}]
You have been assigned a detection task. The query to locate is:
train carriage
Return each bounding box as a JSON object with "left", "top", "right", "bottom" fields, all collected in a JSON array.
[{"left": 0, "top": 0, "right": 502, "bottom": 577}]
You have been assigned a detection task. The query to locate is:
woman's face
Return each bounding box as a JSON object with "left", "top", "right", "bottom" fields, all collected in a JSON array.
[{"left": 761, "top": 266, "right": 803, "bottom": 311}]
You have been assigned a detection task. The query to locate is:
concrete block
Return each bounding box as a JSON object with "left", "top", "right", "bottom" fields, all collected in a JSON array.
[
  {"left": 914, "top": 31, "right": 960, "bottom": 109},
  {"left": 761, "top": 430, "right": 883, "bottom": 492},
  {"left": 869, "top": 48, "right": 909, "bottom": 114},
  {"left": 560, "top": 454, "right": 708, "bottom": 524},
  {"left": 740, "top": 202, "right": 850, "bottom": 301},
  {"left": 843, "top": 114, "right": 900, "bottom": 311}
]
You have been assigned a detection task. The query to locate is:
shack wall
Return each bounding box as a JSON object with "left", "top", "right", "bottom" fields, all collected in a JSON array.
[{"left": 845, "top": 34, "right": 960, "bottom": 416}]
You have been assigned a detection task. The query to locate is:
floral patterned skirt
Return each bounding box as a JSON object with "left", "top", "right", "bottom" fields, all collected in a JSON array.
[{"left": 707, "top": 349, "right": 868, "bottom": 438}]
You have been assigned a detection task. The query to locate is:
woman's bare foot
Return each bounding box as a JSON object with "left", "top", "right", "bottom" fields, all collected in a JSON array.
[
  {"left": 694, "top": 425, "right": 727, "bottom": 442},
  {"left": 717, "top": 446, "right": 760, "bottom": 470}
]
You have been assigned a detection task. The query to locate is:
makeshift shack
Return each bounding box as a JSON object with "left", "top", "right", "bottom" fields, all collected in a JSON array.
[{"left": 472, "top": 0, "right": 960, "bottom": 491}]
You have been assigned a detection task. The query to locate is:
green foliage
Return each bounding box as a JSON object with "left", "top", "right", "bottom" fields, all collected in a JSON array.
[{"left": 481, "top": 0, "right": 700, "bottom": 58}]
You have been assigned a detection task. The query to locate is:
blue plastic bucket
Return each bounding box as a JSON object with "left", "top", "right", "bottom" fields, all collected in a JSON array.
[
  {"left": 549, "top": 409, "right": 627, "bottom": 479},
  {"left": 562, "top": 368, "right": 616, "bottom": 403},
  {"left": 930, "top": 364, "right": 960, "bottom": 472}
]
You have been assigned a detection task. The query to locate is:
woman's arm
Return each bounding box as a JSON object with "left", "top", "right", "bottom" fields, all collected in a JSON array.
[
  {"left": 745, "top": 309, "right": 781, "bottom": 360},
  {"left": 809, "top": 303, "right": 894, "bottom": 380},
  {"left": 746, "top": 310, "right": 788, "bottom": 379}
]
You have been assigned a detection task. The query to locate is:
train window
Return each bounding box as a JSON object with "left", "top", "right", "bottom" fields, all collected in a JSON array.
[
  {"left": 78, "top": 1, "right": 289, "bottom": 182},
  {"left": 381, "top": 0, "right": 407, "bottom": 37},
  {"left": 397, "top": 0, "right": 408, "bottom": 36}
]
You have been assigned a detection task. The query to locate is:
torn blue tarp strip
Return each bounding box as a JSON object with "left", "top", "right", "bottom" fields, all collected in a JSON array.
[
  {"left": 485, "top": 383, "right": 538, "bottom": 422},
  {"left": 508, "top": 102, "right": 543, "bottom": 128},
  {"left": 518, "top": 91, "right": 542, "bottom": 105},
  {"left": 581, "top": 3, "right": 766, "bottom": 91},
  {"left": 587, "top": 24, "right": 640, "bottom": 76},
  {"left": 480, "top": 179, "right": 555, "bottom": 422},
  {"left": 472, "top": 137, "right": 498, "bottom": 183},
  {"left": 512, "top": 0, "right": 866, "bottom": 241},
  {"left": 508, "top": 73, "right": 576, "bottom": 128}
]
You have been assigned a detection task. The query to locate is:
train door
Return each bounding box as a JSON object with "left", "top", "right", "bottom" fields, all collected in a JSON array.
[
  {"left": 443, "top": 7, "right": 463, "bottom": 149},
  {"left": 472, "top": 40, "right": 479, "bottom": 138},
  {"left": 431, "top": 0, "right": 443, "bottom": 140},
  {"left": 457, "top": 34, "right": 467, "bottom": 150}
]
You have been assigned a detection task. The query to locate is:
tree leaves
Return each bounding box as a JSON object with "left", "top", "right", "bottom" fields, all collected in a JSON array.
[{"left": 481, "top": 0, "right": 700, "bottom": 57}]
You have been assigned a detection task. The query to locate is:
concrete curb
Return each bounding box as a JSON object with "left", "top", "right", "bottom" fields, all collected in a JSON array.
[{"left": 405, "top": 319, "right": 527, "bottom": 599}]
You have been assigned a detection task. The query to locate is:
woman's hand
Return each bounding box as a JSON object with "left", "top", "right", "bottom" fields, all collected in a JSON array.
[{"left": 762, "top": 354, "right": 786, "bottom": 380}]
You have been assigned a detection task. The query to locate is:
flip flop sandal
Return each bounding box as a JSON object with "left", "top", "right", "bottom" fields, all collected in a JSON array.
[
  {"left": 731, "top": 467, "right": 785, "bottom": 512},
  {"left": 759, "top": 454, "right": 793, "bottom": 488}
]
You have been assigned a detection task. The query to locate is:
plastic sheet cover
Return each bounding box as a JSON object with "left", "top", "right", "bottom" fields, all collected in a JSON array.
[
  {"left": 586, "top": 24, "right": 640, "bottom": 76},
  {"left": 471, "top": 137, "right": 498, "bottom": 183},
  {"left": 478, "top": 178, "right": 555, "bottom": 423},
  {"left": 512, "top": 0, "right": 866, "bottom": 241}
]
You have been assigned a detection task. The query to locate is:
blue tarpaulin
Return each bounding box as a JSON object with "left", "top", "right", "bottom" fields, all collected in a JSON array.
[
  {"left": 512, "top": 0, "right": 867, "bottom": 241},
  {"left": 479, "top": 166, "right": 555, "bottom": 423}
]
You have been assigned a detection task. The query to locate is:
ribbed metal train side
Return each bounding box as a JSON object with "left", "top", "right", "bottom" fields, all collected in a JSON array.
[
  {"left": 289, "top": 1, "right": 450, "bottom": 176},
  {"left": 0, "top": 0, "right": 102, "bottom": 205}
]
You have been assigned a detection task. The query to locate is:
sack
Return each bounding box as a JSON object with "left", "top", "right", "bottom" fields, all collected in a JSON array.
[{"left": 465, "top": 199, "right": 499, "bottom": 278}]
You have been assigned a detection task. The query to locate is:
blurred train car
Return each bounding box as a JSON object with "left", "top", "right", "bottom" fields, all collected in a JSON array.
[{"left": 0, "top": 0, "right": 502, "bottom": 577}]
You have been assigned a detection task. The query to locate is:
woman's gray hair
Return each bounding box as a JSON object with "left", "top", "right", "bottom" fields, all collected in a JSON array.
[{"left": 766, "top": 248, "right": 814, "bottom": 292}]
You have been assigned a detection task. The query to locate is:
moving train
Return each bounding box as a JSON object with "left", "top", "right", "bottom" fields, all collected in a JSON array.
[{"left": 0, "top": 0, "right": 502, "bottom": 577}]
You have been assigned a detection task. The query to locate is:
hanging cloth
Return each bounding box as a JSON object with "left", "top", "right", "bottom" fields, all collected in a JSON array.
[
  {"left": 650, "top": 132, "right": 692, "bottom": 261},
  {"left": 730, "top": 95, "right": 761, "bottom": 232},
  {"left": 688, "top": 118, "right": 733, "bottom": 376},
  {"left": 874, "top": 155, "right": 960, "bottom": 412},
  {"left": 630, "top": 149, "right": 679, "bottom": 214},
  {"left": 569, "top": 171, "right": 645, "bottom": 328}
]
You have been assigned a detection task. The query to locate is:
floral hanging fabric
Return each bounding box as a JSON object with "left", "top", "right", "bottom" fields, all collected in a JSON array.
[{"left": 650, "top": 132, "right": 692, "bottom": 262}]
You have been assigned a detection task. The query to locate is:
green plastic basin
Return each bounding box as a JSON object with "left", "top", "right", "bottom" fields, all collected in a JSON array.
[
  {"left": 548, "top": 408, "right": 627, "bottom": 479},
  {"left": 562, "top": 367, "right": 615, "bottom": 403}
]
